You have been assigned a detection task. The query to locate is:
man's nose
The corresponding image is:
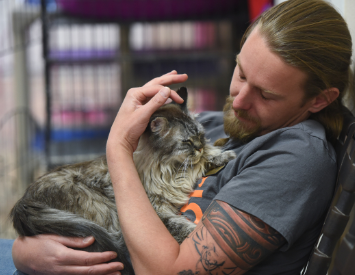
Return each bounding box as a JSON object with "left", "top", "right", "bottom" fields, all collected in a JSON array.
[{"left": 232, "top": 84, "right": 253, "bottom": 110}]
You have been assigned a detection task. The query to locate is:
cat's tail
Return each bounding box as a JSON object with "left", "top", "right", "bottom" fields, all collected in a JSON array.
[{"left": 10, "top": 198, "right": 135, "bottom": 275}]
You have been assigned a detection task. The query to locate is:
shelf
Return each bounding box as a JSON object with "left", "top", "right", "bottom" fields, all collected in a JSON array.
[{"left": 46, "top": 49, "right": 235, "bottom": 64}]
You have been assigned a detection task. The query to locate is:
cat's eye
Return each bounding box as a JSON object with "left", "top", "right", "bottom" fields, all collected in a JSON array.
[{"left": 183, "top": 139, "right": 193, "bottom": 145}]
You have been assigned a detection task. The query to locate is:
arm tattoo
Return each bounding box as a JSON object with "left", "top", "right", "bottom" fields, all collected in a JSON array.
[
  {"left": 180, "top": 225, "right": 237, "bottom": 275},
  {"left": 202, "top": 200, "right": 285, "bottom": 270},
  {"left": 178, "top": 200, "right": 285, "bottom": 275}
]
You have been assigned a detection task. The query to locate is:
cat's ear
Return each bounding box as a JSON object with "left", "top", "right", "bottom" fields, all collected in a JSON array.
[
  {"left": 150, "top": 117, "right": 168, "bottom": 133},
  {"left": 176, "top": 87, "right": 188, "bottom": 113}
]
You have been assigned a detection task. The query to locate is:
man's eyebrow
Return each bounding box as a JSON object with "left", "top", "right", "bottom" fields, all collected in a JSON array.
[
  {"left": 260, "top": 87, "right": 283, "bottom": 98},
  {"left": 263, "top": 89, "right": 283, "bottom": 98},
  {"left": 236, "top": 55, "right": 244, "bottom": 74}
]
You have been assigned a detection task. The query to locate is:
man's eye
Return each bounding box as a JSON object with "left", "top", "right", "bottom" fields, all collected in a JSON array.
[
  {"left": 239, "top": 74, "right": 246, "bottom": 80},
  {"left": 260, "top": 92, "right": 271, "bottom": 100}
]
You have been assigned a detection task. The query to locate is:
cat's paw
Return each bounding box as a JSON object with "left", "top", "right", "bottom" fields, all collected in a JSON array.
[{"left": 209, "top": 150, "right": 236, "bottom": 167}]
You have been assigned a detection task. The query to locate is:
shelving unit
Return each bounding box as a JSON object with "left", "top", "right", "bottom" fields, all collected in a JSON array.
[{"left": 39, "top": 0, "right": 250, "bottom": 168}]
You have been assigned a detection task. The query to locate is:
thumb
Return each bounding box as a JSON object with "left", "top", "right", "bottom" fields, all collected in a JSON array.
[
  {"left": 46, "top": 235, "right": 95, "bottom": 248},
  {"left": 143, "top": 86, "right": 171, "bottom": 116}
]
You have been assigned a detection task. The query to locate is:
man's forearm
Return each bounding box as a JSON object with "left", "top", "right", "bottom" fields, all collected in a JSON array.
[{"left": 108, "top": 150, "right": 181, "bottom": 274}]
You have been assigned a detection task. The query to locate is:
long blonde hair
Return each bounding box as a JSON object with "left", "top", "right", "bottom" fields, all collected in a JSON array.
[{"left": 241, "top": 0, "right": 353, "bottom": 142}]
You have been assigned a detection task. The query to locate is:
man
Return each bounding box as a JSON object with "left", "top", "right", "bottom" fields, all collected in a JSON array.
[{"left": 11, "top": 0, "right": 353, "bottom": 274}]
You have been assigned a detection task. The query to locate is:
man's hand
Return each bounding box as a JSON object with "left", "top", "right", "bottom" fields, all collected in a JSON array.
[
  {"left": 12, "top": 235, "right": 124, "bottom": 275},
  {"left": 107, "top": 70, "right": 187, "bottom": 156}
]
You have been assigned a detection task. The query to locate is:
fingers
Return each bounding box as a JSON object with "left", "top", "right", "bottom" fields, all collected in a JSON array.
[
  {"left": 44, "top": 235, "right": 95, "bottom": 249},
  {"left": 170, "top": 88, "right": 185, "bottom": 104},
  {"left": 126, "top": 85, "right": 183, "bottom": 108},
  {"left": 58, "top": 261, "right": 123, "bottom": 275},
  {"left": 13, "top": 235, "right": 124, "bottom": 275},
  {"left": 51, "top": 241, "right": 124, "bottom": 275},
  {"left": 140, "top": 86, "right": 183, "bottom": 104},
  {"left": 40, "top": 235, "right": 122, "bottom": 270},
  {"left": 142, "top": 87, "right": 172, "bottom": 116},
  {"left": 63, "top": 249, "right": 118, "bottom": 266},
  {"left": 134, "top": 86, "right": 185, "bottom": 120},
  {"left": 124, "top": 70, "right": 187, "bottom": 110},
  {"left": 39, "top": 235, "right": 120, "bottom": 266},
  {"left": 143, "top": 70, "right": 188, "bottom": 87}
]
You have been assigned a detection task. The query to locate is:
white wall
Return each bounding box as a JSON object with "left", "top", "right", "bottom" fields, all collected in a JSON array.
[
  {"left": 274, "top": 0, "right": 355, "bottom": 108},
  {"left": 273, "top": 0, "right": 353, "bottom": 51},
  {"left": 274, "top": 0, "right": 354, "bottom": 48},
  {"left": 343, "top": 0, "right": 355, "bottom": 67}
]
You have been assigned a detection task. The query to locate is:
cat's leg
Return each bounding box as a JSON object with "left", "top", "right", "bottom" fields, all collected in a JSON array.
[{"left": 204, "top": 144, "right": 236, "bottom": 168}]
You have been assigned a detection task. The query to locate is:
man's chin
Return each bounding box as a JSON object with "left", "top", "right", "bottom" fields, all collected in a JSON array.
[
  {"left": 223, "top": 111, "right": 261, "bottom": 142},
  {"left": 222, "top": 97, "right": 262, "bottom": 142}
]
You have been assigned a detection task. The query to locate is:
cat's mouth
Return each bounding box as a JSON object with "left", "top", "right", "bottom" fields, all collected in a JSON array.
[
  {"left": 175, "top": 149, "right": 204, "bottom": 165},
  {"left": 190, "top": 149, "right": 204, "bottom": 164}
]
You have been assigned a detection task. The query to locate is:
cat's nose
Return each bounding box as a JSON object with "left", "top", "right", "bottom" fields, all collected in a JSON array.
[{"left": 192, "top": 137, "right": 203, "bottom": 153}]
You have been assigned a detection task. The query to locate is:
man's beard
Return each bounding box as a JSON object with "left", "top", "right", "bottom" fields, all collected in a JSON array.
[{"left": 223, "top": 96, "right": 262, "bottom": 142}]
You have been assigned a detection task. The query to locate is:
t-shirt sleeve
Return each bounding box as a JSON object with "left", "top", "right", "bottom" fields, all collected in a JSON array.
[
  {"left": 196, "top": 111, "right": 227, "bottom": 144},
  {"left": 214, "top": 126, "right": 337, "bottom": 250}
]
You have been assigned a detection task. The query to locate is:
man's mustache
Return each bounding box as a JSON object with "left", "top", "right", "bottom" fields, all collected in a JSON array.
[{"left": 224, "top": 96, "right": 259, "bottom": 124}]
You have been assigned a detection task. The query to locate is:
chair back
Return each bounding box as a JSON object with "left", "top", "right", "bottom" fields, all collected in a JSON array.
[
  {"left": 329, "top": 217, "right": 355, "bottom": 275},
  {"left": 304, "top": 109, "right": 355, "bottom": 275}
]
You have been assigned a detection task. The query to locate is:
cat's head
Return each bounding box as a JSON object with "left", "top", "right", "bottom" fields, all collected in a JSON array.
[{"left": 139, "top": 87, "right": 206, "bottom": 164}]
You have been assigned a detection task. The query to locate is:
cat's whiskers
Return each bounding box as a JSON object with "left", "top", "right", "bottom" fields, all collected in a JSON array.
[
  {"left": 181, "top": 156, "right": 190, "bottom": 174},
  {"left": 175, "top": 156, "right": 192, "bottom": 183},
  {"left": 185, "top": 157, "right": 192, "bottom": 174}
]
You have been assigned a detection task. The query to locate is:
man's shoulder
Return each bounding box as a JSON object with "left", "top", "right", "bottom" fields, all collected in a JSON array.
[
  {"left": 277, "top": 119, "right": 336, "bottom": 161},
  {"left": 259, "top": 119, "right": 331, "bottom": 147},
  {"left": 238, "top": 119, "right": 337, "bottom": 164},
  {"left": 287, "top": 119, "right": 330, "bottom": 142},
  {"left": 196, "top": 111, "right": 224, "bottom": 128}
]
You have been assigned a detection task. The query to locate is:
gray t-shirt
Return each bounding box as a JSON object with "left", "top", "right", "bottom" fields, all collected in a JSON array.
[{"left": 182, "top": 111, "right": 337, "bottom": 274}]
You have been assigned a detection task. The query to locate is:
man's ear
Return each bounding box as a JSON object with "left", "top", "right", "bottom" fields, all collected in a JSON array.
[{"left": 308, "top": 87, "right": 340, "bottom": 113}]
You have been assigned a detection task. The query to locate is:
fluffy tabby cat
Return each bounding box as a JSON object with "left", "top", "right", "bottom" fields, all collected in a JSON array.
[{"left": 10, "top": 87, "right": 236, "bottom": 275}]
